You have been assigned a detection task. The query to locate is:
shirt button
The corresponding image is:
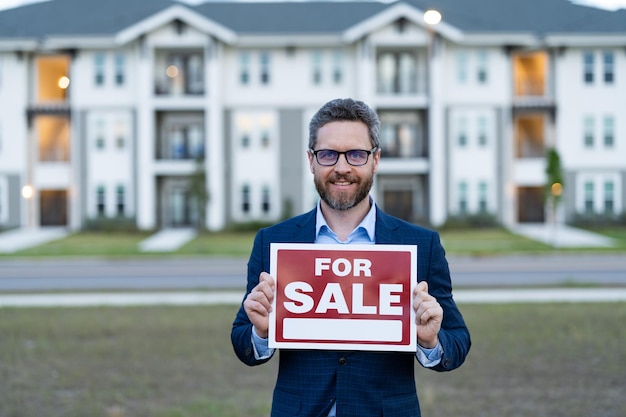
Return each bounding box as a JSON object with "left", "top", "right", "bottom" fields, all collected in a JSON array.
[{"left": 338, "top": 357, "right": 347, "bottom": 365}]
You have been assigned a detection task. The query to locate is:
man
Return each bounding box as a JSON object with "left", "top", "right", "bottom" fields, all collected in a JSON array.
[{"left": 231, "top": 98, "right": 471, "bottom": 417}]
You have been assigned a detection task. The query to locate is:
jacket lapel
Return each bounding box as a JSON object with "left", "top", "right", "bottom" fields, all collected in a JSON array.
[{"left": 374, "top": 208, "right": 402, "bottom": 245}]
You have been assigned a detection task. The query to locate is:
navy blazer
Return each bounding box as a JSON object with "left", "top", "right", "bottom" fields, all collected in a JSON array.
[{"left": 231, "top": 207, "right": 471, "bottom": 417}]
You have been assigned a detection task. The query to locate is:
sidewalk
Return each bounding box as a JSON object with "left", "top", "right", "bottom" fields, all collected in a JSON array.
[
  {"left": 0, "top": 227, "right": 68, "bottom": 253},
  {"left": 510, "top": 223, "right": 614, "bottom": 248},
  {"left": 0, "top": 227, "right": 197, "bottom": 253},
  {"left": 1, "top": 288, "right": 625, "bottom": 308},
  {"left": 138, "top": 228, "right": 197, "bottom": 252}
]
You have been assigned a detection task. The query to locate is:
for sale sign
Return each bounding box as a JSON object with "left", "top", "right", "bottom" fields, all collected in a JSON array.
[{"left": 269, "top": 243, "right": 417, "bottom": 352}]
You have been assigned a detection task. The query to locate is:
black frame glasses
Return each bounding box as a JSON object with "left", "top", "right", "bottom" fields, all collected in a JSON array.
[{"left": 309, "top": 147, "right": 378, "bottom": 166}]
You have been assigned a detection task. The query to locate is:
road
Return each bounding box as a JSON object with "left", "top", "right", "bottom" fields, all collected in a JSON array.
[{"left": 0, "top": 254, "right": 625, "bottom": 291}]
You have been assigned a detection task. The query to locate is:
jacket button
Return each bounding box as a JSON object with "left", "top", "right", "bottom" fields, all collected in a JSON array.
[
  {"left": 338, "top": 357, "right": 347, "bottom": 365},
  {"left": 443, "top": 358, "right": 451, "bottom": 367}
]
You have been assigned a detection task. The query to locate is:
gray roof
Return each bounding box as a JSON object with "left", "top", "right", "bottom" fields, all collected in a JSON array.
[
  {"left": 0, "top": 0, "right": 179, "bottom": 38},
  {"left": 406, "top": 0, "right": 626, "bottom": 34},
  {"left": 0, "top": 0, "right": 624, "bottom": 40},
  {"left": 191, "top": 1, "right": 388, "bottom": 34}
]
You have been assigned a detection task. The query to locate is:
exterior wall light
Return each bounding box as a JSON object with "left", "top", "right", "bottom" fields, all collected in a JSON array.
[{"left": 424, "top": 9, "right": 442, "bottom": 25}]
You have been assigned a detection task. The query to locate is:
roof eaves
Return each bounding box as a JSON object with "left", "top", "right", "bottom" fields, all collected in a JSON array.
[
  {"left": 459, "top": 32, "right": 538, "bottom": 47},
  {"left": 544, "top": 32, "right": 626, "bottom": 47},
  {"left": 237, "top": 33, "right": 345, "bottom": 47},
  {"left": 115, "top": 4, "right": 237, "bottom": 46},
  {"left": 0, "top": 38, "right": 39, "bottom": 51}
]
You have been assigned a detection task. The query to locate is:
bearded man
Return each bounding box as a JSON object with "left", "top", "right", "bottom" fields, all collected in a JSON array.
[{"left": 231, "top": 98, "right": 471, "bottom": 417}]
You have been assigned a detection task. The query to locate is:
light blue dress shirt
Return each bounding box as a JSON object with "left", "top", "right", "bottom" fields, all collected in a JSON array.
[{"left": 251, "top": 198, "right": 443, "bottom": 416}]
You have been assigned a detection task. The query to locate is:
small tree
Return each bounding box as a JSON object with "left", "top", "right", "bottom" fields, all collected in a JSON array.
[
  {"left": 189, "top": 156, "right": 209, "bottom": 230},
  {"left": 545, "top": 147, "right": 564, "bottom": 225}
]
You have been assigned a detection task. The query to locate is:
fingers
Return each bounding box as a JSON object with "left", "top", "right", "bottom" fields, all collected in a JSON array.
[
  {"left": 413, "top": 281, "right": 442, "bottom": 324},
  {"left": 243, "top": 272, "right": 276, "bottom": 338}
]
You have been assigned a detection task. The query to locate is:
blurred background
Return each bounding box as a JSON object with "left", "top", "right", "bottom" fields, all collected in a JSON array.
[
  {"left": 1, "top": 1, "right": 625, "bottom": 416},
  {"left": 1, "top": 0, "right": 625, "bottom": 239}
]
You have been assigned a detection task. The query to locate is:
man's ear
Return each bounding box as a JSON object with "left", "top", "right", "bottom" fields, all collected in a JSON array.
[
  {"left": 372, "top": 147, "right": 381, "bottom": 174},
  {"left": 307, "top": 150, "right": 315, "bottom": 174}
]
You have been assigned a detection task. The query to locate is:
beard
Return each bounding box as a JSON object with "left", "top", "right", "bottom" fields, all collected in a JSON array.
[{"left": 314, "top": 172, "right": 374, "bottom": 211}]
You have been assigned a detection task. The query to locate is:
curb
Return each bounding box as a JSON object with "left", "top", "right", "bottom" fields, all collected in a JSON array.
[{"left": 1, "top": 288, "right": 625, "bottom": 308}]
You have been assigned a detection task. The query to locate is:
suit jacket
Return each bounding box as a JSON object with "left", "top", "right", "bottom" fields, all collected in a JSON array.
[{"left": 231, "top": 207, "right": 471, "bottom": 417}]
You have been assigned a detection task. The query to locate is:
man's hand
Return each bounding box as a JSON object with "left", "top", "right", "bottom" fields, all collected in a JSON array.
[
  {"left": 413, "top": 281, "right": 443, "bottom": 349},
  {"left": 243, "top": 272, "right": 275, "bottom": 339}
]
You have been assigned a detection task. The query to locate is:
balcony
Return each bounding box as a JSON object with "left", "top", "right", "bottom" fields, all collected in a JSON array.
[
  {"left": 512, "top": 51, "right": 554, "bottom": 109},
  {"left": 154, "top": 50, "right": 205, "bottom": 96},
  {"left": 379, "top": 110, "right": 428, "bottom": 159},
  {"left": 376, "top": 50, "right": 428, "bottom": 97},
  {"left": 155, "top": 112, "right": 205, "bottom": 161}
]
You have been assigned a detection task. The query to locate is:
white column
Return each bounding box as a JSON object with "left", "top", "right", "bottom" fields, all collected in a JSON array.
[
  {"left": 206, "top": 40, "right": 225, "bottom": 230},
  {"left": 136, "top": 42, "right": 156, "bottom": 230},
  {"left": 428, "top": 34, "right": 447, "bottom": 227}
]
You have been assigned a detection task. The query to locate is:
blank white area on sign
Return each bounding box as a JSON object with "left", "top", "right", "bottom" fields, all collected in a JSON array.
[{"left": 283, "top": 318, "right": 403, "bottom": 342}]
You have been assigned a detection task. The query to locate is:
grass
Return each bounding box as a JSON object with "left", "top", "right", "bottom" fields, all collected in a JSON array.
[
  {"left": 1, "top": 303, "right": 625, "bottom": 417},
  {"left": 3, "top": 226, "right": 626, "bottom": 258}
]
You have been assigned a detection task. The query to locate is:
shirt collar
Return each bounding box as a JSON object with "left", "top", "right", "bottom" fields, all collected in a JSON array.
[{"left": 315, "top": 196, "right": 376, "bottom": 243}]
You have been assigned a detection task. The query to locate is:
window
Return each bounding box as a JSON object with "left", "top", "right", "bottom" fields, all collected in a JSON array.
[
  {"left": 242, "top": 184, "right": 250, "bottom": 213},
  {"left": 583, "top": 51, "right": 594, "bottom": 84},
  {"left": 97, "top": 185, "right": 106, "bottom": 216},
  {"left": 603, "top": 116, "right": 614, "bottom": 147},
  {"left": 114, "top": 53, "right": 125, "bottom": 86},
  {"left": 312, "top": 51, "right": 323, "bottom": 85},
  {"left": 377, "top": 51, "right": 417, "bottom": 94},
  {"left": 603, "top": 51, "right": 614, "bottom": 84},
  {"left": 477, "top": 50, "right": 488, "bottom": 84},
  {"left": 458, "top": 117, "right": 468, "bottom": 147},
  {"left": 116, "top": 185, "right": 125, "bottom": 216},
  {"left": 379, "top": 111, "right": 425, "bottom": 158},
  {"left": 115, "top": 119, "right": 126, "bottom": 149},
  {"left": 478, "top": 181, "right": 488, "bottom": 213},
  {"left": 584, "top": 181, "right": 594, "bottom": 214},
  {"left": 262, "top": 186, "right": 270, "bottom": 213},
  {"left": 458, "top": 182, "right": 468, "bottom": 214},
  {"left": 94, "top": 53, "right": 105, "bottom": 86},
  {"left": 604, "top": 181, "right": 614, "bottom": 214},
  {"left": 332, "top": 51, "right": 343, "bottom": 84},
  {"left": 241, "top": 134, "right": 250, "bottom": 148},
  {"left": 95, "top": 119, "right": 105, "bottom": 150},
  {"left": 261, "top": 130, "right": 270, "bottom": 148},
  {"left": 477, "top": 116, "right": 488, "bottom": 146},
  {"left": 239, "top": 53, "right": 249, "bottom": 85},
  {"left": 456, "top": 51, "right": 468, "bottom": 84},
  {"left": 583, "top": 116, "right": 594, "bottom": 148},
  {"left": 260, "top": 52, "right": 270, "bottom": 85}
]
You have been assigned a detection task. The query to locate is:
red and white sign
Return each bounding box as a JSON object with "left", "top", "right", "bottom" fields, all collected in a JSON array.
[{"left": 269, "top": 243, "right": 417, "bottom": 352}]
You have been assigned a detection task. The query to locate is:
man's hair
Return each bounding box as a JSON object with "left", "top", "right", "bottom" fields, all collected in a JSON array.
[{"left": 308, "top": 98, "right": 380, "bottom": 149}]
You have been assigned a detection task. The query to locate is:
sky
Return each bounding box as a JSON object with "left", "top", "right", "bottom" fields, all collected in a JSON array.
[
  {"left": 2, "top": 0, "right": 626, "bottom": 11},
  {"left": 1, "top": 0, "right": 626, "bottom": 11}
]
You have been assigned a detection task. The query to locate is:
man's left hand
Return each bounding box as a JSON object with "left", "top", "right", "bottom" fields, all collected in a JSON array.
[{"left": 413, "top": 281, "right": 443, "bottom": 349}]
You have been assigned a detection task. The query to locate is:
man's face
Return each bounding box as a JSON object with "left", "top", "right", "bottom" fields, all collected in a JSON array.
[{"left": 308, "top": 121, "right": 380, "bottom": 211}]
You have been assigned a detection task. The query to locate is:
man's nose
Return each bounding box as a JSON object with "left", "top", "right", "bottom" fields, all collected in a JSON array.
[{"left": 333, "top": 153, "right": 352, "bottom": 171}]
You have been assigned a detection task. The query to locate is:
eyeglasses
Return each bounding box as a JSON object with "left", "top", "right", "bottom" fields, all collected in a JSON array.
[{"left": 309, "top": 147, "right": 378, "bottom": 166}]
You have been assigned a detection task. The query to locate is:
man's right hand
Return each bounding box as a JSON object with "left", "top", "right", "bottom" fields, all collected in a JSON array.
[{"left": 243, "top": 272, "right": 275, "bottom": 339}]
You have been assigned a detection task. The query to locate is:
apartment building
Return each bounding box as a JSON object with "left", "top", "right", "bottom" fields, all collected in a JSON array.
[{"left": 0, "top": 0, "right": 624, "bottom": 231}]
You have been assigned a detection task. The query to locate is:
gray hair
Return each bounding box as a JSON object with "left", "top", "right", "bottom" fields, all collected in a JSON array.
[{"left": 308, "top": 98, "right": 380, "bottom": 149}]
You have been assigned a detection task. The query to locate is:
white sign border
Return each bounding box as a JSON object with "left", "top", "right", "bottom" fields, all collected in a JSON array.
[{"left": 269, "top": 243, "right": 417, "bottom": 352}]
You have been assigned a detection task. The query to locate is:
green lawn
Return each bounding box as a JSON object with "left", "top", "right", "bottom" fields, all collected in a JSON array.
[
  {"left": 3, "top": 226, "right": 626, "bottom": 258},
  {"left": 1, "top": 303, "right": 624, "bottom": 417}
]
